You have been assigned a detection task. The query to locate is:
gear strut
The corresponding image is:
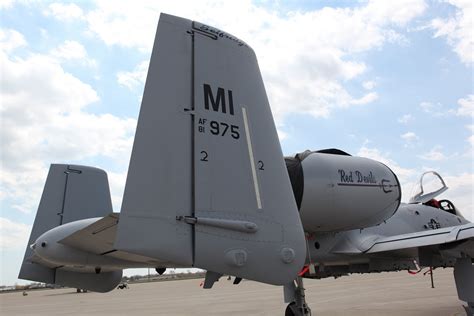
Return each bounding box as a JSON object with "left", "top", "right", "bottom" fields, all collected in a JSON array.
[{"left": 283, "top": 276, "right": 311, "bottom": 316}]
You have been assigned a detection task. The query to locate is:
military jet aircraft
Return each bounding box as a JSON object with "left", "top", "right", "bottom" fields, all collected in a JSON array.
[{"left": 19, "top": 14, "right": 473, "bottom": 316}]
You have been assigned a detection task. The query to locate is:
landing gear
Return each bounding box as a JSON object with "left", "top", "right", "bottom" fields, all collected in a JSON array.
[
  {"left": 463, "top": 303, "right": 474, "bottom": 316},
  {"left": 454, "top": 257, "right": 474, "bottom": 316},
  {"left": 284, "top": 277, "right": 311, "bottom": 316}
]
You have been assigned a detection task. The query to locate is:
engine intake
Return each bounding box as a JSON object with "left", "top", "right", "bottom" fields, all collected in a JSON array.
[{"left": 285, "top": 149, "right": 401, "bottom": 232}]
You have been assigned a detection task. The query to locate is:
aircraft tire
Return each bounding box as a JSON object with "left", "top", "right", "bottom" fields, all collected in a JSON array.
[
  {"left": 285, "top": 302, "right": 297, "bottom": 316},
  {"left": 285, "top": 302, "right": 311, "bottom": 316}
]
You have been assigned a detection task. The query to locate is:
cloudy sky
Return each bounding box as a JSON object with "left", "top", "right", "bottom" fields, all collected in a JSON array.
[{"left": 1, "top": 0, "right": 472, "bottom": 285}]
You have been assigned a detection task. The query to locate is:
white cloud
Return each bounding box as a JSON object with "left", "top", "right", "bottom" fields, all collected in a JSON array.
[
  {"left": 419, "top": 101, "right": 450, "bottom": 116},
  {"left": 350, "top": 92, "right": 378, "bottom": 105},
  {"left": 44, "top": 3, "right": 84, "bottom": 21},
  {"left": 85, "top": 0, "right": 426, "bottom": 121},
  {"left": 0, "top": 29, "right": 26, "bottom": 52},
  {"left": 5, "top": 0, "right": 429, "bottom": 225},
  {"left": 401, "top": 132, "right": 418, "bottom": 140},
  {"left": 1, "top": 52, "right": 98, "bottom": 122},
  {"left": 0, "top": 0, "right": 15, "bottom": 9},
  {"left": 0, "top": 0, "right": 38, "bottom": 10},
  {"left": 398, "top": 114, "right": 414, "bottom": 124},
  {"left": 356, "top": 144, "right": 473, "bottom": 221},
  {"left": 1, "top": 31, "right": 136, "bottom": 214},
  {"left": 467, "top": 124, "right": 474, "bottom": 148},
  {"left": 357, "top": 145, "right": 416, "bottom": 182},
  {"left": 84, "top": 0, "right": 427, "bottom": 52},
  {"left": 418, "top": 145, "right": 447, "bottom": 161},
  {"left": 0, "top": 217, "right": 31, "bottom": 251},
  {"left": 49, "top": 40, "right": 96, "bottom": 67},
  {"left": 421, "top": 95, "right": 473, "bottom": 119},
  {"left": 419, "top": 101, "right": 434, "bottom": 112},
  {"left": 442, "top": 173, "right": 474, "bottom": 221},
  {"left": 401, "top": 132, "right": 419, "bottom": 147},
  {"left": 117, "top": 60, "right": 149, "bottom": 90},
  {"left": 362, "top": 80, "right": 376, "bottom": 90},
  {"left": 456, "top": 94, "right": 474, "bottom": 117},
  {"left": 50, "top": 40, "right": 87, "bottom": 60},
  {"left": 107, "top": 171, "right": 129, "bottom": 212},
  {"left": 429, "top": 0, "right": 473, "bottom": 65},
  {"left": 361, "top": 0, "right": 427, "bottom": 26},
  {"left": 357, "top": 144, "right": 417, "bottom": 202}
]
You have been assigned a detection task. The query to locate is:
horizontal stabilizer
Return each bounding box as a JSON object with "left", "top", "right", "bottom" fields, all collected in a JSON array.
[
  {"left": 59, "top": 213, "right": 119, "bottom": 255},
  {"left": 58, "top": 213, "right": 168, "bottom": 266}
]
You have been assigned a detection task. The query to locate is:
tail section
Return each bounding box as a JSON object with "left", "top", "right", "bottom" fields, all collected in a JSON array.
[
  {"left": 19, "top": 164, "right": 120, "bottom": 292},
  {"left": 116, "top": 14, "right": 306, "bottom": 285}
]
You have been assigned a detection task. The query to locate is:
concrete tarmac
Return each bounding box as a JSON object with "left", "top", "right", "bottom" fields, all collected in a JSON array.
[{"left": 0, "top": 268, "right": 468, "bottom": 316}]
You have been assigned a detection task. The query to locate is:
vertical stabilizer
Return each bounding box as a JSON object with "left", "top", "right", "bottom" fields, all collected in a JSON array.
[
  {"left": 115, "top": 14, "right": 306, "bottom": 285},
  {"left": 19, "top": 164, "right": 113, "bottom": 286},
  {"left": 115, "top": 14, "right": 194, "bottom": 266}
]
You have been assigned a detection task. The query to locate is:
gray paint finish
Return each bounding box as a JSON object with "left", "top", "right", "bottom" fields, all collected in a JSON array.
[
  {"left": 454, "top": 258, "right": 474, "bottom": 304},
  {"left": 115, "top": 14, "right": 306, "bottom": 285},
  {"left": 19, "top": 164, "right": 66, "bottom": 284},
  {"left": 304, "top": 203, "right": 471, "bottom": 274},
  {"left": 299, "top": 153, "right": 400, "bottom": 232},
  {"left": 19, "top": 164, "right": 114, "bottom": 288},
  {"left": 16, "top": 13, "right": 473, "bottom": 311},
  {"left": 115, "top": 14, "right": 194, "bottom": 266},
  {"left": 192, "top": 20, "right": 306, "bottom": 285}
]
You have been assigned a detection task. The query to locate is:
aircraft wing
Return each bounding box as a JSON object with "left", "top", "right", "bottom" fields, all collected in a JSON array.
[{"left": 364, "top": 223, "right": 474, "bottom": 254}]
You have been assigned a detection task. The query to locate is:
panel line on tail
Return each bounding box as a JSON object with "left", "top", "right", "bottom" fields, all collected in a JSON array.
[
  {"left": 190, "top": 28, "right": 196, "bottom": 266},
  {"left": 242, "top": 106, "right": 262, "bottom": 209}
]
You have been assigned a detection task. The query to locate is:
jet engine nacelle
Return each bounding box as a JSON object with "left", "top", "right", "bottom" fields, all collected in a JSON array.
[{"left": 286, "top": 150, "right": 401, "bottom": 233}]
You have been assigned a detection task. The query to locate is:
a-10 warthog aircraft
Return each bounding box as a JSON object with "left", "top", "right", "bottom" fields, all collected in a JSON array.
[{"left": 19, "top": 14, "right": 473, "bottom": 316}]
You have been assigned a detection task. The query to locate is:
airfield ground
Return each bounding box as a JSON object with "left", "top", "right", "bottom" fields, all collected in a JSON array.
[{"left": 0, "top": 268, "right": 467, "bottom": 315}]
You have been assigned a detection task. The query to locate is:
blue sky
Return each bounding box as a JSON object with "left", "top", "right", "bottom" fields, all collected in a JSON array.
[{"left": 1, "top": 0, "right": 472, "bottom": 286}]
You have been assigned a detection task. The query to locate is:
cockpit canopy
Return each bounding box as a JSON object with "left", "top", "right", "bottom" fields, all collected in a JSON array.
[
  {"left": 409, "top": 171, "right": 448, "bottom": 204},
  {"left": 409, "top": 171, "right": 463, "bottom": 217}
]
